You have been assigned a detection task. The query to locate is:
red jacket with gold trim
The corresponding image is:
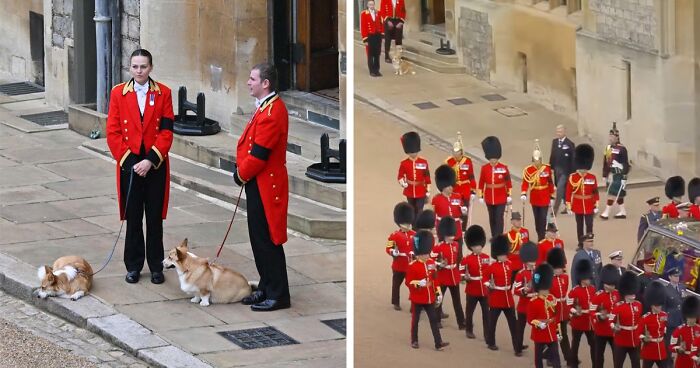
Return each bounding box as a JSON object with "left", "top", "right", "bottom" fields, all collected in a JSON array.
[
  {"left": 460, "top": 252, "right": 490, "bottom": 297},
  {"left": 567, "top": 284, "right": 596, "bottom": 331},
  {"left": 537, "top": 238, "right": 565, "bottom": 266},
  {"left": 485, "top": 260, "right": 515, "bottom": 308},
  {"left": 379, "top": 0, "right": 406, "bottom": 22},
  {"left": 433, "top": 240, "right": 461, "bottom": 286},
  {"left": 446, "top": 155, "right": 476, "bottom": 199},
  {"left": 406, "top": 258, "right": 440, "bottom": 305},
  {"left": 521, "top": 164, "right": 555, "bottom": 207},
  {"left": 639, "top": 311, "right": 668, "bottom": 361},
  {"left": 550, "top": 273, "right": 570, "bottom": 322},
  {"left": 527, "top": 294, "right": 560, "bottom": 343},
  {"left": 386, "top": 229, "right": 415, "bottom": 273},
  {"left": 566, "top": 171, "right": 599, "bottom": 215},
  {"left": 360, "top": 10, "right": 383, "bottom": 42},
  {"left": 514, "top": 268, "right": 535, "bottom": 314},
  {"left": 478, "top": 162, "right": 512, "bottom": 205},
  {"left": 432, "top": 194, "right": 464, "bottom": 240},
  {"left": 506, "top": 227, "right": 529, "bottom": 271},
  {"left": 397, "top": 157, "right": 430, "bottom": 199}
]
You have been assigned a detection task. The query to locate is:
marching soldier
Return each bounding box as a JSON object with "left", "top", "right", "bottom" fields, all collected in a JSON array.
[
  {"left": 566, "top": 144, "right": 599, "bottom": 245},
  {"left": 360, "top": 1, "right": 384, "bottom": 77},
  {"left": 386, "top": 202, "right": 416, "bottom": 311},
  {"left": 379, "top": 0, "right": 406, "bottom": 63},
  {"left": 398, "top": 132, "right": 430, "bottom": 217},
  {"left": 414, "top": 209, "right": 436, "bottom": 233},
  {"left": 688, "top": 178, "right": 700, "bottom": 220},
  {"left": 662, "top": 176, "right": 685, "bottom": 219},
  {"left": 406, "top": 230, "right": 449, "bottom": 350},
  {"left": 514, "top": 241, "right": 538, "bottom": 353},
  {"left": 638, "top": 197, "right": 662, "bottom": 243},
  {"left": 550, "top": 125, "right": 576, "bottom": 215},
  {"left": 484, "top": 234, "right": 522, "bottom": 356},
  {"left": 432, "top": 164, "right": 466, "bottom": 260},
  {"left": 670, "top": 296, "right": 700, "bottom": 368},
  {"left": 637, "top": 258, "right": 659, "bottom": 314},
  {"left": 570, "top": 233, "right": 602, "bottom": 287},
  {"left": 664, "top": 267, "right": 685, "bottom": 366},
  {"left": 446, "top": 132, "right": 476, "bottom": 232},
  {"left": 567, "top": 259, "right": 596, "bottom": 368},
  {"left": 600, "top": 122, "right": 630, "bottom": 220},
  {"left": 506, "top": 212, "right": 530, "bottom": 280},
  {"left": 434, "top": 217, "right": 466, "bottom": 329},
  {"left": 591, "top": 264, "right": 622, "bottom": 368},
  {"left": 521, "top": 139, "right": 556, "bottom": 241},
  {"left": 547, "top": 248, "right": 572, "bottom": 366},
  {"left": 460, "top": 225, "right": 491, "bottom": 340},
  {"left": 527, "top": 263, "right": 561, "bottom": 368},
  {"left": 478, "top": 136, "right": 512, "bottom": 237},
  {"left": 537, "top": 223, "right": 565, "bottom": 266},
  {"left": 639, "top": 281, "right": 668, "bottom": 368},
  {"left": 610, "top": 271, "right": 642, "bottom": 368}
]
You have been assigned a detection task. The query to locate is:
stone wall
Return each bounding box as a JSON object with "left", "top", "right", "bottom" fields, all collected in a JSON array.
[
  {"left": 51, "top": 0, "right": 73, "bottom": 48},
  {"left": 0, "top": 0, "right": 44, "bottom": 82},
  {"left": 120, "top": 0, "right": 140, "bottom": 82},
  {"left": 588, "top": 0, "right": 658, "bottom": 53},
  {"left": 458, "top": 6, "right": 492, "bottom": 81}
]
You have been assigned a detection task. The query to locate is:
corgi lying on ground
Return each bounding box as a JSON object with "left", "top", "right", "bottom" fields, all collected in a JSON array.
[
  {"left": 35, "top": 256, "right": 93, "bottom": 301},
  {"left": 162, "top": 238, "right": 255, "bottom": 307}
]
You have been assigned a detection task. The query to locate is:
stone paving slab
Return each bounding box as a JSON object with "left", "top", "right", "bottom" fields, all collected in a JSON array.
[
  {"left": 267, "top": 315, "right": 346, "bottom": 343},
  {"left": 38, "top": 158, "right": 114, "bottom": 180},
  {"left": 138, "top": 345, "right": 213, "bottom": 368},
  {"left": 0, "top": 155, "right": 18, "bottom": 166},
  {"left": 1, "top": 201, "right": 79, "bottom": 223},
  {"left": 118, "top": 300, "right": 226, "bottom": 332},
  {"left": 0, "top": 147, "right": 92, "bottom": 164},
  {"left": 90, "top": 276, "right": 172, "bottom": 305},
  {"left": 0, "top": 185, "right": 68, "bottom": 205},
  {"left": 0, "top": 165, "right": 67, "bottom": 188},
  {"left": 0, "top": 221, "right": 73, "bottom": 245},
  {"left": 158, "top": 322, "right": 266, "bottom": 355},
  {"left": 43, "top": 176, "right": 116, "bottom": 199},
  {"left": 87, "top": 314, "right": 169, "bottom": 352},
  {"left": 48, "top": 196, "right": 119, "bottom": 219},
  {"left": 286, "top": 252, "right": 346, "bottom": 283},
  {"left": 44, "top": 218, "right": 113, "bottom": 237},
  {"left": 198, "top": 339, "right": 345, "bottom": 368}
]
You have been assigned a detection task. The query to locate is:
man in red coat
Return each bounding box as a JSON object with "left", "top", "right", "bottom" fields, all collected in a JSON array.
[
  {"left": 432, "top": 164, "right": 466, "bottom": 260},
  {"left": 386, "top": 202, "right": 415, "bottom": 311},
  {"left": 521, "top": 140, "right": 556, "bottom": 241},
  {"left": 537, "top": 223, "right": 564, "bottom": 266},
  {"left": 662, "top": 176, "right": 685, "bottom": 219},
  {"left": 106, "top": 49, "right": 174, "bottom": 285},
  {"left": 398, "top": 132, "right": 430, "bottom": 217},
  {"left": 379, "top": 0, "right": 406, "bottom": 63},
  {"left": 434, "top": 217, "right": 465, "bottom": 329},
  {"left": 360, "top": 1, "right": 383, "bottom": 76},
  {"left": 591, "top": 265, "right": 621, "bottom": 368},
  {"left": 611, "top": 271, "right": 643, "bottom": 368},
  {"left": 479, "top": 136, "right": 512, "bottom": 237},
  {"left": 514, "top": 242, "right": 538, "bottom": 353},
  {"left": 566, "top": 144, "right": 599, "bottom": 245},
  {"left": 527, "top": 263, "right": 560, "bottom": 368},
  {"left": 506, "top": 211, "right": 529, "bottom": 278},
  {"left": 639, "top": 281, "right": 668, "bottom": 368},
  {"left": 547, "top": 248, "right": 572, "bottom": 366},
  {"left": 460, "top": 225, "right": 491, "bottom": 340},
  {"left": 672, "top": 296, "right": 700, "bottom": 368},
  {"left": 234, "top": 62, "right": 290, "bottom": 312},
  {"left": 446, "top": 132, "right": 476, "bottom": 232},
  {"left": 688, "top": 178, "right": 700, "bottom": 220},
  {"left": 567, "top": 259, "right": 596, "bottom": 368}
]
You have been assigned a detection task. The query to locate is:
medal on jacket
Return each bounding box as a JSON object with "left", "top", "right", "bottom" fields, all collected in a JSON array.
[{"left": 149, "top": 94, "right": 155, "bottom": 106}]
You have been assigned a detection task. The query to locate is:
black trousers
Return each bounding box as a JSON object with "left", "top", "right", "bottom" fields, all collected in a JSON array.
[
  {"left": 516, "top": 312, "right": 528, "bottom": 350},
  {"left": 121, "top": 155, "right": 166, "bottom": 273},
  {"left": 593, "top": 335, "right": 614, "bottom": 368},
  {"left": 407, "top": 197, "right": 425, "bottom": 218},
  {"left": 570, "top": 329, "right": 595, "bottom": 367},
  {"left": 486, "top": 204, "right": 506, "bottom": 238},
  {"left": 558, "top": 320, "right": 572, "bottom": 364},
  {"left": 613, "top": 345, "right": 640, "bottom": 368},
  {"left": 245, "top": 179, "right": 290, "bottom": 301},
  {"left": 391, "top": 271, "right": 406, "bottom": 306},
  {"left": 535, "top": 342, "right": 561, "bottom": 368},
  {"left": 486, "top": 307, "right": 520, "bottom": 352},
  {"left": 465, "top": 295, "right": 489, "bottom": 339},
  {"left": 384, "top": 18, "right": 403, "bottom": 57},
  {"left": 439, "top": 285, "right": 465, "bottom": 328},
  {"left": 366, "top": 34, "right": 382, "bottom": 74},
  {"left": 411, "top": 302, "right": 443, "bottom": 347},
  {"left": 532, "top": 205, "right": 549, "bottom": 241},
  {"left": 642, "top": 360, "right": 667, "bottom": 368},
  {"left": 553, "top": 171, "right": 568, "bottom": 213},
  {"left": 575, "top": 214, "right": 593, "bottom": 244}
]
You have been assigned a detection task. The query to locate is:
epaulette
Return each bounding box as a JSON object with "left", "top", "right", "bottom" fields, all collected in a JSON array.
[{"left": 112, "top": 82, "right": 126, "bottom": 91}]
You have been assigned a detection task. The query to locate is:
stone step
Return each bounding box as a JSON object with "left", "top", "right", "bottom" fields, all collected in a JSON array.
[
  {"left": 401, "top": 34, "right": 459, "bottom": 65},
  {"left": 81, "top": 139, "right": 346, "bottom": 240},
  {"left": 279, "top": 91, "right": 340, "bottom": 130}
]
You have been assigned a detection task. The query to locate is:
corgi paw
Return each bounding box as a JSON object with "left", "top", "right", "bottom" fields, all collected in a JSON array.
[
  {"left": 199, "top": 299, "right": 210, "bottom": 307},
  {"left": 190, "top": 296, "right": 201, "bottom": 303}
]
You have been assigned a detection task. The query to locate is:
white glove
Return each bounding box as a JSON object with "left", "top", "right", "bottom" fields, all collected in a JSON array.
[
  {"left": 538, "top": 322, "right": 547, "bottom": 330},
  {"left": 520, "top": 195, "right": 527, "bottom": 202},
  {"left": 470, "top": 193, "right": 476, "bottom": 202},
  {"left": 483, "top": 281, "right": 491, "bottom": 289},
  {"left": 391, "top": 249, "right": 400, "bottom": 257},
  {"left": 418, "top": 279, "right": 427, "bottom": 287},
  {"left": 437, "top": 295, "right": 443, "bottom": 305},
  {"left": 400, "top": 178, "right": 408, "bottom": 188},
  {"left": 479, "top": 198, "right": 485, "bottom": 205},
  {"left": 621, "top": 179, "right": 627, "bottom": 188},
  {"left": 507, "top": 196, "right": 512, "bottom": 204},
  {"left": 550, "top": 199, "right": 555, "bottom": 207},
  {"left": 460, "top": 206, "right": 469, "bottom": 215},
  {"left": 594, "top": 207, "right": 599, "bottom": 214}
]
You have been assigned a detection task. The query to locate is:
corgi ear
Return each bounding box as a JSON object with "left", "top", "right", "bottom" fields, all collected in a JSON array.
[
  {"left": 45, "top": 266, "right": 54, "bottom": 282},
  {"left": 176, "top": 247, "right": 186, "bottom": 261},
  {"left": 180, "top": 238, "right": 189, "bottom": 249},
  {"left": 37, "top": 265, "right": 48, "bottom": 281}
]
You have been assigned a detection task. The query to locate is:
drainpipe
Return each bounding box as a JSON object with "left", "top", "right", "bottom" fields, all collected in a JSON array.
[
  {"left": 94, "top": 0, "right": 112, "bottom": 113},
  {"left": 111, "top": 0, "right": 121, "bottom": 86}
]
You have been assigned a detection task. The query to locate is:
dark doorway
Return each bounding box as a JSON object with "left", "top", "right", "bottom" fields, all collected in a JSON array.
[
  {"left": 518, "top": 52, "right": 528, "bottom": 93},
  {"left": 421, "top": 0, "right": 445, "bottom": 25},
  {"left": 69, "top": 0, "right": 96, "bottom": 104},
  {"left": 29, "top": 11, "right": 44, "bottom": 86},
  {"left": 272, "top": 0, "right": 293, "bottom": 91},
  {"left": 296, "top": 0, "right": 338, "bottom": 92}
]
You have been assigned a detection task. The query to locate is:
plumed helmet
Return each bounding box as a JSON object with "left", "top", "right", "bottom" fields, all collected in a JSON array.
[
  {"left": 688, "top": 177, "right": 700, "bottom": 203},
  {"left": 393, "top": 202, "right": 414, "bottom": 226},
  {"left": 532, "top": 139, "right": 542, "bottom": 162},
  {"left": 465, "top": 225, "right": 486, "bottom": 249},
  {"left": 618, "top": 271, "right": 640, "bottom": 297},
  {"left": 481, "top": 136, "right": 502, "bottom": 160},
  {"left": 665, "top": 176, "right": 685, "bottom": 200},
  {"left": 574, "top": 144, "right": 594, "bottom": 171},
  {"left": 573, "top": 259, "right": 593, "bottom": 284},
  {"left": 437, "top": 216, "right": 456, "bottom": 241},
  {"left": 682, "top": 296, "right": 700, "bottom": 319},
  {"left": 435, "top": 164, "right": 457, "bottom": 192},
  {"left": 401, "top": 132, "right": 421, "bottom": 154},
  {"left": 533, "top": 263, "right": 554, "bottom": 292},
  {"left": 600, "top": 264, "right": 621, "bottom": 287},
  {"left": 491, "top": 234, "right": 509, "bottom": 259},
  {"left": 414, "top": 209, "right": 436, "bottom": 230},
  {"left": 413, "top": 230, "right": 434, "bottom": 256},
  {"left": 519, "top": 241, "right": 538, "bottom": 263},
  {"left": 546, "top": 247, "right": 566, "bottom": 269},
  {"left": 609, "top": 122, "right": 620, "bottom": 137},
  {"left": 453, "top": 131, "right": 463, "bottom": 153},
  {"left": 644, "top": 280, "right": 666, "bottom": 307}
]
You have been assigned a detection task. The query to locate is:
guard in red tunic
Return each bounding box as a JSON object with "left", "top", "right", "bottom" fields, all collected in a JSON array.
[
  {"left": 433, "top": 164, "right": 466, "bottom": 260},
  {"left": 514, "top": 242, "right": 538, "bottom": 353},
  {"left": 234, "top": 63, "right": 290, "bottom": 311},
  {"left": 106, "top": 49, "right": 174, "bottom": 285},
  {"left": 566, "top": 144, "right": 599, "bottom": 245},
  {"left": 360, "top": 1, "right": 383, "bottom": 77},
  {"left": 479, "top": 136, "right": 512, "bottom": 237},
  {"left": 379, "top": 0, "right": 406, "bottom": 63},
  {"left": 600, "top": 122, "right": 630, "bottom": 220},
  {"left": 386, "top": 202, "right": 415, "bottom": 311},
  {"left": 434, "top": 217, "right": 465, "bottom": 329},
  {"left": 639, "top": 281, "right": 668, "bottom": 368},
  {"left": 567, "top": 259, "right": 596, "bottom": 368},
  {"left": 591, "top": 265, "right": 622, "bottom": 368},
  {"left": 527, "top": 263, "right": 560, "bottom": 368},
  {"left": 406, "top": 230, "right": 449, "bottom": 350},
  {"left": 398, "top": 132, "right": 430, "bottom": 218},
  {"left": 506, "top": 212, "right": 530, "bottom": 278},
  {"left": 537, "top": 223, "right": 565, "bottom": 266},
  {"left": 687, "top": 178, "right": 700, "bottom": 220},
  {"left": 670, "top": 296, "right": 700, "bottom": 368},
  {"left": 662, "top": 176, "right": 685, "bottom": 219},
  {"left": 446, "top": 132, "right": 476, "bottom": 232},
  {"left": 484, "top": 234, "right": 522, "bottom": 355},
  {"left": 611, "top": 271, "right": 643, "bottom": 368},
  {"left": 521, "top": 140, "right": 556, "bottom": 241},
  {"left": 460, "top": 225, "right": 491, "bottom": 340},
  {"left": 547, "top": 248, "right": 572, "bottom": 366}
]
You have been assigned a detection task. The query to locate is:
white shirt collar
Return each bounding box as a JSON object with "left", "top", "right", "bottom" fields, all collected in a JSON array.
[
  {"left": 255, "top": 91, "right": 276, "bottom": 108},
  {"left": 134, "top": 80, "right": 149, "bottom": 93}
]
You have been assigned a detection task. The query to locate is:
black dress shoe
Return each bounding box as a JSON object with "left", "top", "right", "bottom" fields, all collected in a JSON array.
[
  {"left": 125, "top": 271, "right": 140, "bottom": 284},
  {"left": 385, "top": 57, "right": 392, "bottom": 63},
  {"left": 151, "top": 272, "right": 165, "bottom": 284},
  {"left": 242, "top": 290, "right": 266, "bottom": 305},
  {"left": 251, "top": 299, "right": 291, "bottom": 312}
]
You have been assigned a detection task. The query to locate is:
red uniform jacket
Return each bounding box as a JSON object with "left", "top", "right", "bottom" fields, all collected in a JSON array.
[
  {"left": 460, "top": 252, "right": 490, "bottom": 297},
  {"left": 379, "top": 0, "right": 406, "bottom": 22},
  {"left": 485, "top": 260, "right": 515, "bottom": 309},
  {"left": 434, "top": 241, "right": 461, "bottom": 286},
  {"left": 537, "top": 238, "right": 565, "bottom": 266},
  {"left": 662, "top": 201, "right": 681, "bottom": 219},
  {"left": 406, "top": 258, "right": 440, "bottom": 305},
  {"left": 567, "top": 285, "right": 596, "bottom": 331},
  {"left": 386, "top": 229, "right": 415, "bottom": 273},
  {"left": 106, "top": 79, "right": 174, "bottom": 220},
  {"left": 446, "top": 156, "right": 476, "bottom": 199},
  {"left": 671, "top": 324, "right": 700, "bottom": 368},
  {"left": 514, "top": 268, "right": 535, "bottom": 314},
  {"left": 478, "top": 162, "right": 512, "bottom": 205},
  {"left": 527, "top": 294, "right": 560, "bottom": 343},
  {"left": 397, "top": 157, "right": 430, "bottom": 199},
  {"left": 611, "top": 300, "right": 643, "bottom": 348},
  {"left": 506, "top": 227, "right": 529, "bottom": 271},
  {"left": 566, "top": 171, "right": 599, "bottom": 215},
  {"left": 639, "top": 311, "right": 668, "bottom": 361},
  {"left": 235, "top": 94, "right": 289, "bottom": 245},
  {"left": 360, "top": 9, "right": 383, "bottom": 42},
  {"left": 521, "top": 164, "right": 555, "bottom": 207},
  {"left": 432, "top": 194, "right": 464, "bottom": 240},
  {"left": 591, "top": 290, "right": 620, "bottom": 337},
  {"left": 688, "top": 204, "right": 700, "bottom": 220},
  {"left": 550, "top": 273, "right": 570, "bottom": 322}
]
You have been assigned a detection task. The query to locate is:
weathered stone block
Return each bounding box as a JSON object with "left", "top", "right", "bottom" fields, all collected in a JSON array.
[{"left": 128, "top": 16, "right": 140, "bottom": 40}]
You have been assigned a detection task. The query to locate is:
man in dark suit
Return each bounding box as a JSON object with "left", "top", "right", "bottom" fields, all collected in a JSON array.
[
  {"left": 638, "top": 196, "right": 661, "bottom": 243},
  {"left": 570, "top": 233, "right": 602, "bottom": 287},
  {"left": 549, "top": 124, "right": 575, "bottom": 215}
]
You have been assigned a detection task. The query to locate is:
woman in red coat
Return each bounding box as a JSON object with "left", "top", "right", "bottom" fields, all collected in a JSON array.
[{"left": 106, "top": 49, "right": 174, "bottom": 285}]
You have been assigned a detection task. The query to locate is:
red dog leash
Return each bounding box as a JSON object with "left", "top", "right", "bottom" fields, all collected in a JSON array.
[{"left": 212, "top": 184, "right": 245, "bottom": 264}]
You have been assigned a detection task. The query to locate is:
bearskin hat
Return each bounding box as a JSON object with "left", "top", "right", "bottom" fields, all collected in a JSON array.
[
  {"left": 435, "top": 164, "right": 457, "bottom": 192},
  {"left": 600, "top": 264, "right": 621, "bottom": 287},
  {"left": 644, "top": 280, "right": 666, "bottom": 307},
  {"left": 413, "top": 230, "right": 434, "bottom": 256},
  {"left": 682, "top": 296, "right": 700, "bottom": 319},
  {"left": 573, "top": 259, "right": 593, "bottom": 284},
  {"left": 533, "top": 263, "right": 554, "bottom": 292},
  {"left": 465, "top": 225, "right": 486, "bottom": 249},
  {"left": 665, "top": 176, "right": 685, "bottom": 200},
  {"left": 401, "top": 132, "right": 421, "bottom": 154},
  {"left": 481, "top": 136, "right": 502, "bottom": 160},
  {"left": 437, "top": 216, "right": 456, "bottom": 241},
  {"left": 546, "top": 247, "right": 566, "bottom": 269},
  {"left": 688, "top": 177, "right": 700, "bottom": 203},
  {"left": 414, "top": 209, "right": 435, "bottom": 230},
  {"left": 520, "top": 241, "right": 538, "bottom": 263},
  {"left": 491, "top": 234, "right": 509, "bottom": 259},
  {"left": 618, "top": 271, "right": 640, "bottom": 297},
  {"left": 574, "top": 144, "right": 594, "bottom": 171},
  {"left": 393, "top": 202, "right": 414, "bottom": 226}
]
